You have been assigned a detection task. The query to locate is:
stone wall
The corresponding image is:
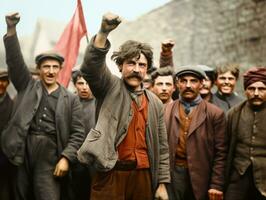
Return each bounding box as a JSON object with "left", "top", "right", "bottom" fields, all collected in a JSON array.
[{"left": 110, "top": 0, "right": 266, "bottom": 71}]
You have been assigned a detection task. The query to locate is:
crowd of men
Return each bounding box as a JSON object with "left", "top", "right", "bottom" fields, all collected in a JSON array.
[{"left": 0, "top": 11, "right": 266, "bottom": 200}]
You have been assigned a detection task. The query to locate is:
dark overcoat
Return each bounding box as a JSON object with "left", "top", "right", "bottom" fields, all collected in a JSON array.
[{"left": 2, "top": 34, "right": 85, "bottom": 166}]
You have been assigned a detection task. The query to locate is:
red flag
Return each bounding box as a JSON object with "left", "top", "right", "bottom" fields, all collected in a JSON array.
[{"left": 55, "top": 0, "right": 87, "bottom": 87}]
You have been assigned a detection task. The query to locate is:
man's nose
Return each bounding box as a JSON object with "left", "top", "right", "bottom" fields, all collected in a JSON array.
[
  {"left": 133, "top": 64, "right": 140, "bottom": 72},
  {"left": 225, "top": 78, "right": 229, "bottom": 83},
  {"left": 186, "top": 81, "right": 191, "bottom": 88},
  {"left": 48, "top": 66, "right": 54, "bottom": 73}
]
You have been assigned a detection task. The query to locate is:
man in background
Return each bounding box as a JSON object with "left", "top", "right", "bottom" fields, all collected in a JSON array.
[
  {"left": 151, "top": 67, "right": 175, "bottom": 104},
  {"left": 225, "top": 67, "right": 266, "bottom": 200},
  {"left": 213, "top": 64, "right": 244, "bottom": 112},
  {"left": 0, "top": 69, "right": 14, "bottom": 200}
]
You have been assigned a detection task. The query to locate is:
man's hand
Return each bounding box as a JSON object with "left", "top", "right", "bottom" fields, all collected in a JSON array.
[
  {"left": 6, "top": 12, "right": 20, "bottom": 28},
  {"left": 53, "top": 157, "right": 69, "bottom": 177},
  {"left": 100, "top": 12, "right": 121, "bottom": 35},
  {"left": 161, "top": 39, "right": 175, "bottom": 53},
  {"left": 208, "top": 188, "right": 223, "bottom": 200},
  {"left": 95, "top": 12, "right": 121, "bottom": 48},
  {"left": 5, "top": 12, "right": 20, "bottom": 36},
  {"left": 155, "top": 184, "right": 169, "bottom": 200}
]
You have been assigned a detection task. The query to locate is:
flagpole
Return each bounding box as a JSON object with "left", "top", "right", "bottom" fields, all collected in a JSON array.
[{"left": 85, "top": 33, "right": 89, "bottom": 44}]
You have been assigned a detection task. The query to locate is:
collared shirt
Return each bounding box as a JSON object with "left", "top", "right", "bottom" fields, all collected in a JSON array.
[{"left": 29, "top": 85, "right": 60, "bottom": 135}]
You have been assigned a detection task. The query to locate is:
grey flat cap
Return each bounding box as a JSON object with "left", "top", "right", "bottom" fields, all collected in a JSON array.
[
  {"left": 35, "top": 51, "right": 64, "bottom": 65},
  {"left": 176, "top": 65, "right": 206, "bottom": 80}
]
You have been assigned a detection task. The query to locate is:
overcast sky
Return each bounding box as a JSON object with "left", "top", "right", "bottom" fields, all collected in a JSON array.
[{"left": 1, "top": 0, "right": 170, "bottom": 37}]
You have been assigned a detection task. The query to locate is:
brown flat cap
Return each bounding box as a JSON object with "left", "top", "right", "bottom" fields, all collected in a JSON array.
[
  {"left": 0, "top": 69, "right": 8, "bottom": 79},
  {"left": 35, "top": 51, "right": 64, "bottom": 65}
]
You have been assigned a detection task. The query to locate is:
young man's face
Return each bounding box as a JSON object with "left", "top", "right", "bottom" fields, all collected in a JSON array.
[
  {"left": 245, "top": 81, "right": 266, "bottom": 107},
  {"left": 39, "top": 59, "right": 61, "bottom": 87},
  {"left": 75, "top": 76, "right": 93, "bottom": 99},
  {"left": 0, "top": 78, "right": 9, "bottom": 96},
  {"left": 177, "top": 75, "right": 202, "bottom": 102},
  {"left": 215, "top": 71, "right": 237, "bottom": 95},
  {"left": 152, "top": 75, "right": 174, "bottom": 104},
  {"left": 200, "top": 77, "right": 213, "bottom": 96},
  {"left": 121, "top": 53, "right": 148, "bottom": 91}
]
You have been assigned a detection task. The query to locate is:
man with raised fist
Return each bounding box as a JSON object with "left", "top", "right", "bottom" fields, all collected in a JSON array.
[{"left": 78, "top": 12, "right": 170, "bottom": 200}]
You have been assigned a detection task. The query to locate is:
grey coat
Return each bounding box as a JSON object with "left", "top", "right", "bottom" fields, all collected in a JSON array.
[
  {"left": 77, "top": 37, "right": 170, "bottom": 191},
  {"left": 2, "top": 34, "right": 85, "bottom": 166}
]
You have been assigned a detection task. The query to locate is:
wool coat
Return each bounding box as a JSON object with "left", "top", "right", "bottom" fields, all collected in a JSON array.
[
  {"left": 225, "top": 101, "right": 266, "bottom": 197},
  {"left": 77, "top": 37, "right": 170, "bottom": 191},
  {"left": 2, "top": 34, "right": 85, "bottom": 166},
  {"left": 164, "top": 100, "right": 227, "bottom": 200}
]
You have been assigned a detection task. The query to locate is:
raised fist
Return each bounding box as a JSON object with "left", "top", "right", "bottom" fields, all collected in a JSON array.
[
  {"left": 5, "top": 12, "right": 20, "bottom": 28},
  {"left": 100, "top": 12, "right": 121, "bottom": 34},
  {"left": 161, "top": 39, "right": 175, "bottom": 53}
]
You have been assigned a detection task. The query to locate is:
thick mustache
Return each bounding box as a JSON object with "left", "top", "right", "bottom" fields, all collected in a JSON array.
[
  {"left": 184, "top": 89, "right": 194, "bottom": 93},
  {"left": 251, "top": 97, "right": 262, "bottom": 101},
  {"left": 127, "top": 73, "right": 142, "bottom": 80}
]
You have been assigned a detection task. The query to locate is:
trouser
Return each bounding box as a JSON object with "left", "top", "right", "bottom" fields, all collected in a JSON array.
[
  {"left": 0, "top": 157, "right": 16, "bottom": 200},
  {"left": 225, "top": 166, "right": 266, "bottom": 200},
  {"left": 168, "top": 165, "right": 196, "bottom": 200},
  {"left": 71, "top": 163, "right": 93, "bottom": 200},
  {"left": 16, "top": 133, "right": 60, "bottom": 200},
  {"left": 90, "top": 164, "right": 152, "bottom": 200}
]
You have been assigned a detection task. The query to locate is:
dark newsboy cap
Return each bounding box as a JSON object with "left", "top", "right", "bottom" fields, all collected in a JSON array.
[
  {"left": 35, "top": 51, "right": 64, "bottom": 66},
  {"left": 176, "top": 65, "right": 206, "bottom": 80},
  {"left": 0, "top": 69, "right": 8, "bottom": 79}
]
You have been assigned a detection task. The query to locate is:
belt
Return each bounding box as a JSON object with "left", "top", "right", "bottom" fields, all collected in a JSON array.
[{"left": 114, "top": 160, "right": 137, "bottom": 171}]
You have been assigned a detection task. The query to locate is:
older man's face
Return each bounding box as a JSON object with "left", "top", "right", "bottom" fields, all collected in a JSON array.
[
  {"left": 177, "top": 75, "right": 202, "bottom": 102},
  {"left": 245, "top": 81, "right": 266, "bottom": 107}
]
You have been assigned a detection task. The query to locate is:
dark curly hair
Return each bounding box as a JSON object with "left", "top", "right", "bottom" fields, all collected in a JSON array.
[{"left": 111, "top": 40, "right": 153, "bottom": 70}]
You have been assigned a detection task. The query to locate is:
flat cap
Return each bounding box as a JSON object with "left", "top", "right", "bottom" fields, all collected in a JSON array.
[
  {"left": 176, "top": 65, "right": 206, "bottom": 80},
  {"left": 35, "top": 51, "right": 64, "bottom": 65},
  {"left": 0, "top": 69, "right": 8, "bottom": 79}
]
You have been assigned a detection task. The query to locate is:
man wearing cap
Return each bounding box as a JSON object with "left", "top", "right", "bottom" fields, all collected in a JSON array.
[
  {"left": 2, "top": 12, "right": 84, "bottom": 200},
  {"left": 197, "top": 65, "right": 216, "bottom": 102},
  {"left": 213, "top": 64, "right": 244, "bottom": 112},
  {"left": 0, "top": 69, "right": 14, "bottom": 200},
  {"left": 77, "top": 12, "right": 170, "bottom": 199},
  {"left": 225, "top": 67, "right": 266, "bottom": 200},
  {"left": 164, "top": 65, "right": 226, "bottom": 200}
]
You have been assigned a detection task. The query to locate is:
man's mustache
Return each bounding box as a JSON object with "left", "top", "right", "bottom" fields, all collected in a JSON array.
[
  {"left": 127, "top": 73, "right": 142, "bottom": 80},
  {"left": 250, "top": 97, "right": 262, "bottom": 101},
  {"left": 184, "top": 89, "right": 195, "bottom": 93}
]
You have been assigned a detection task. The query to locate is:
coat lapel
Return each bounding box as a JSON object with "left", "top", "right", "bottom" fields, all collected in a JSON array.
[{"left": 187, "top": 101, "right": 207, "bottom": 137}]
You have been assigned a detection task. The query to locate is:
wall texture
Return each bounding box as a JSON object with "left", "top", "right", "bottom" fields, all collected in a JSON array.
[{"left": 109, "top": 0, "right": 266, "bottom": 71}]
